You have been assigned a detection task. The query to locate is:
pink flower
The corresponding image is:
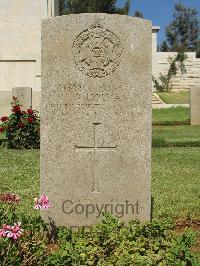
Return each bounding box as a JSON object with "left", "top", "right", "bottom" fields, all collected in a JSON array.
[
  {"left": 0, "top": 223, "right": 23, "bottom": 240},
  {"left": 34, "top": 195, "right": 51, "bottom": 210},
  {"left": 0, "top": 225, "right": 11, "bottom": 237},
  {"left": 0, "top": 193, "right": 20, "bottom": 204},
  {"left": 11, "top": 223, "right": 23, "bottom": 240}
]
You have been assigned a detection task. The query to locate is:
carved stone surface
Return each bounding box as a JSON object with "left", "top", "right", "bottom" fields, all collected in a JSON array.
[
  {"left": 190, "top": 87, "right": 200, "bottom": 125},
  {"left": 41, "top": 14, "right": 152, "bottom": 228},
  {"left": 72, "top": 24, "right": 122, "bottom": 78}
]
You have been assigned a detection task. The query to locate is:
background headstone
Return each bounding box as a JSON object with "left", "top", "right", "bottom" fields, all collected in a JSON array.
[
  {"left": 12, "top": 87, "right": 32, "bottom": 110},
  {"left": 190, "top": 87, "right": 200, "bottom": 125},
  {"left": 41, "top": 14, "right": 152, "bottom": 227}
]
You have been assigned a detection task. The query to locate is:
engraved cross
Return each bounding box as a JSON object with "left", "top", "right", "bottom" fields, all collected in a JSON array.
[{"left": 75, "top": 123, "right": 117, "bottom": 193}]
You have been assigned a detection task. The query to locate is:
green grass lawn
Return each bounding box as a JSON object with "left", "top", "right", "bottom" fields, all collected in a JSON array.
[
  {"left": 153, "top": 107, "right": 190, "bottom": 123},
  {"left": 1, "top": 146, "right": 200, "bottom": 221},
  {"left": 0, "top": 149, "right": 39, "bottom": 218},
  {"left": 157, "top": 91, "right": 189, "bottom": 104},
  {"left": 152, "top": 147, "right": 200, "bottom": 220}
]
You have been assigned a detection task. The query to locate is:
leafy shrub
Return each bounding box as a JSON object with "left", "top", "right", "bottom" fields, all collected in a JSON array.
[
  {"left": 0, "top": 195, "right": 199, "bottom": 266},
  {"left": 0, "top": 97, "right": 40, "bottom": 149},
  {"left": 0, "top": 193, "right": 49, "bottom": 266},
  {"left": 46, "top": 215, "right": 199, "bottom": 265},
  {"left": 152, "top": 136, "right": 168, "bottom": 148},
  {"left": 0, "top": 214, "right": 48, "bottom": 266}
]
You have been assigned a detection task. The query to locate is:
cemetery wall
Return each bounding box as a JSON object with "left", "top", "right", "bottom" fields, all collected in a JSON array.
[
  {"left": 152, "top": 26, "right": 200, "bottom": 91},
  {"left": 153, "top": 52, "right": 200, "bottom": 90},
  {"left": 0, "top": 0, "right": 58, "bottom": 115}
]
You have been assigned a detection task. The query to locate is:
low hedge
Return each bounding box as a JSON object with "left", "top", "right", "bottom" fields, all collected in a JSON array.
[
  {"left": 153, "top": 120, "right": 190, "bottom": 126},
  {"left": 153, "top": 137, "right": 200, "bottom": 148}
]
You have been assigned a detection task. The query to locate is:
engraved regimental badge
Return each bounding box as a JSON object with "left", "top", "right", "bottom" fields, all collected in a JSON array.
[{"left": 72, "top": 24, "right": 122, "bottom": 78}]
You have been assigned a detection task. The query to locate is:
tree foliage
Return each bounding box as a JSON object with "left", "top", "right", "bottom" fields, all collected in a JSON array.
[
  {"left": 59, "top": 0, "right": 130, "bottom": 15},
  {"left": 159, "top": 41, "right": 170, "bottom": 52},
  {"left": 133, "top": 10, "right": 144, "bottom": 18},
  {"left": 160, "top": 3, "right": 200, "bottom": 56}
]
